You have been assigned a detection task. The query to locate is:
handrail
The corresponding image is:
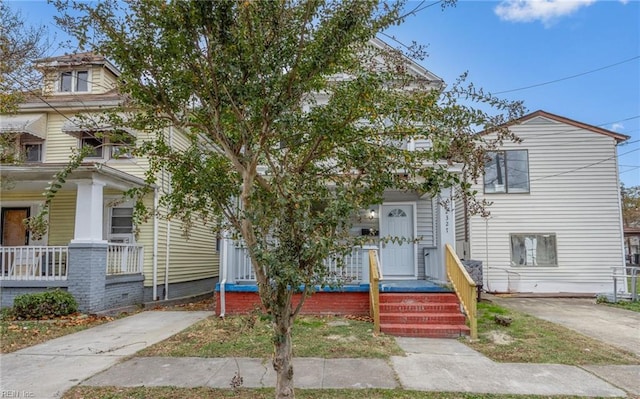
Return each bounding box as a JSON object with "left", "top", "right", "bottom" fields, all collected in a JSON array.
[
  {"left": 368, "top": 249, "right": 381, "bottom": 335},
  {"left": 444, "top": 244, "right": 477, "bottom": 339}
]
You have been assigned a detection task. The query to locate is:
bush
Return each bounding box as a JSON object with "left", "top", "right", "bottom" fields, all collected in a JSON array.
[{"left": 13, "top": 290, "right": 78, "bottom": 319}]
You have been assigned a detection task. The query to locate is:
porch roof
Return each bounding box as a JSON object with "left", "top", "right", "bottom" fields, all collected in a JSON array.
[
  {"left": 0, "top": 113, "right": 47, "bottom": 140},
  {"left": 0, "top": 163, "right": 149, "bottom": 191}
]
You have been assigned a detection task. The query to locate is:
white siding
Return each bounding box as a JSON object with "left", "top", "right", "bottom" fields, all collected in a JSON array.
[
  {"left": 416, "top": 196, "right": 435, "bottom": 278},
  {"left": 468, "top": 116, "right": 625, "bottom": 293}
]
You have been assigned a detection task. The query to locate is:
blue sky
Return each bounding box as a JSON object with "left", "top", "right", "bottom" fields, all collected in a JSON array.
[
  {"left": 386, "top": 0, "right": 640, "bottom": 187},
  {"left": 7, "top": 0, "right": 640, "bottom": 186}
]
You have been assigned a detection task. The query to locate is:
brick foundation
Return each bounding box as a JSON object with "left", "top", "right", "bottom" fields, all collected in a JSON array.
[{"left": 216, "top": 291, "right": 370, "bottom": 315}]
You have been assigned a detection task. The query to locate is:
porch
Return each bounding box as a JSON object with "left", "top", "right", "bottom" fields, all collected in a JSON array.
[
  {"left": 216, "top": 244, "right": 477, "bottom": 338},
  {"left": 0, "top": 244, "right": 144, "bottom": 310}
]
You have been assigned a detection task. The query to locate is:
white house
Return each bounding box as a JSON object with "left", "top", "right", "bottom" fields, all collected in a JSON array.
[{"left": 456, "top": 110, "right": 629, "bottom": 294}]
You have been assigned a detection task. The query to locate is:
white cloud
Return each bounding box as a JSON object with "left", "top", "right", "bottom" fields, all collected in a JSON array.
[
  {"left": 494, "top": 0, "right": 597, "bottom": 24},
  {"left": 619, "top": 0, "right": 629, "bottom": 4},
  {"left": 611, "top": 123, "right": 624, "bottom": 131}
]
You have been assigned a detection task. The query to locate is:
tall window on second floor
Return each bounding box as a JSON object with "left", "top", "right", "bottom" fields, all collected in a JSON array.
[
  {"left": 484, "top": 150, "right": 530, "bottom": 194},
  {"left": 59, "top": 70, "right": 89, "bottom": 93}
]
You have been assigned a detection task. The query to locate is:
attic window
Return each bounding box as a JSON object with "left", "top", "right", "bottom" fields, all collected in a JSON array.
[{"left": 59, "top": 70, "right": 89, "bottom": 93}]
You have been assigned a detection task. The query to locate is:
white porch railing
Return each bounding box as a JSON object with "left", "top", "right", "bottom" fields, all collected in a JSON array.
[
  {"left": 0, "top": 246, "right": 68, "bottom": 280},
  {"left": 107, "top": 244, "right": 144, "bottom": 275},
  {"left": 229, "top": 244, "right": 366, "bottom": 284}
]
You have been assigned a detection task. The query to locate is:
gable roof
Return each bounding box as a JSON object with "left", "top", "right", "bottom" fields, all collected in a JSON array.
[
  {"left": 513, "top": 110, "right": 630, "bottom": 143},
  {"left": 370, "top": 37, "right": 444, "bottom": 87}
]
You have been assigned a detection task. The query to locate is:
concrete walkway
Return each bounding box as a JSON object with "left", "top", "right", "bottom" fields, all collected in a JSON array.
[
  {"left": 0, "top": 311, "right": 211, "bottom": 399},
  {"left": 1, "top": 304, "right": 639, "bottom": 398}
]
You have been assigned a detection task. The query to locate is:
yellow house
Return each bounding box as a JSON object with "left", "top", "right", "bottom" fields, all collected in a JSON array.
[{"left": 0, "top": 53, "right": 219, "bottom": 312}]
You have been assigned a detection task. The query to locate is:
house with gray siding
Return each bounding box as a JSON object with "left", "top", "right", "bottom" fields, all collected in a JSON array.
[{"left": 456, "top": 110, "right": 629, "bottom": 294}]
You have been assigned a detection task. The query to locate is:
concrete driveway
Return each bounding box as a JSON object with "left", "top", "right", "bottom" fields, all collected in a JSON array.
[{"left": 488, "top": 296, "right": 640, "bottom": 357}]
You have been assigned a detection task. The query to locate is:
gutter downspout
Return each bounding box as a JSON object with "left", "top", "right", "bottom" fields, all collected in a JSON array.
[
  {"left": 219, "top": 235, "right": 228, "bottom": 317},
  {"left": 152, "top": 187, "right": 159, "bottom": 301},
  {"left": 614, "top": 140, "right": 628, "bottom": 294},
  {"left": 485, "top": 216, "right": 492, "bottom": 293},
  {"left": 164, "top": 126, "right": 173, "bottom": 300}
]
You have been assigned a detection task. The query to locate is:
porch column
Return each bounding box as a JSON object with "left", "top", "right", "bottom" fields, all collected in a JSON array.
[
  {"left": 68, "top": 178, "right": 108, "bottom": 312},
  {"left": 71, "top": 179, "right": 107, "bottom": 244},
  {"left": 437, "top": 187, "right": 456, "bottom": 282},
  {"left": 67, "top": 242, "right": 107, "bottom": 313}
]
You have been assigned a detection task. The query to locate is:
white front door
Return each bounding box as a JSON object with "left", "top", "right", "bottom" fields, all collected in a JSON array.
[{"left": 380, "top": 204, "right": 415, "bottom": 278}]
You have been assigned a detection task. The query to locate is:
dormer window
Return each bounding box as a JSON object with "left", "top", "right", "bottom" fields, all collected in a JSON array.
[{"left": 59, "top": 70, "right": 89, "bottom": 93}]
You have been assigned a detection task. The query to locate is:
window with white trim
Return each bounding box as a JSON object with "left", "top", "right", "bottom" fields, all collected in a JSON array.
[
  {"left": 81, "top": 133, "right": 104, "bottom": 158},
  {"left": 59, "top": 70, "right": 89, "bottom": 93},
  {"left": 110, "top": 207, "right": 134, "bottom": 234},
  {"left": 484, "top": 150, "right": 530, "bottom": 193},
  {"left": 510, "top": 233, "right": 557, "bottom": 266},
  {"left": 23, "top": 143, "right": 42, "bottom": 162},
  {"left": 80, "top": 132, "right": 134, "bottom": 160}
]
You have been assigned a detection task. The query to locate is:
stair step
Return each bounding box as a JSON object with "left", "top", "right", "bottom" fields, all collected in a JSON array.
[
  {"left": 379, "top": 312, "right": 466, "bottom": 324},
  {"left": 380, "top": 293, "right": 459, "bottom": 304},
  {"left": 379, "top": 302, "right": 460, "bottom": 313},
  {"left": 381, "top": 323, "right": 470, "bottom": 338}
]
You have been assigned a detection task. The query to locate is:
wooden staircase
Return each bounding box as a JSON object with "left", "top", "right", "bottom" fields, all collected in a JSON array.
[{"left": 379, "top": 292, "right": 470, "bottom": 338}]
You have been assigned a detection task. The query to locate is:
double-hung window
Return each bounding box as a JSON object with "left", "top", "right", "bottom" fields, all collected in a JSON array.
[
  {"left": 59, "top": 70, "right": 89, "bottom": 93},
  {"left": 484, "top": 150, "right": 530, "bottom": 193}
]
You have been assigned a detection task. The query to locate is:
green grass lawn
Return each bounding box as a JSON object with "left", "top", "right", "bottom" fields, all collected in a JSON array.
[
  {"left": 466, "top": 301, "right": 639, "bottom": 365},
  {"left": 138, "top": 313, "right": 403, "bottom": 359},
  {"left": 63, "top": 386, "right": 606, "bottom": 399}
]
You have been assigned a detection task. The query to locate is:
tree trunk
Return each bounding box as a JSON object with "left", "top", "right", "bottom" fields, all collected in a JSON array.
[{"left": 273, "top": 320, "right": 295, "bottom": 399}]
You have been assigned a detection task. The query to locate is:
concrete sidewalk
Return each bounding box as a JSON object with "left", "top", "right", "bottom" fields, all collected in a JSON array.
[
  {"left": 81, "top": 337, "right": 634, "bottom": 397},
  {"left": 0, "top": 311, "right": 211, "bottom": 399}
]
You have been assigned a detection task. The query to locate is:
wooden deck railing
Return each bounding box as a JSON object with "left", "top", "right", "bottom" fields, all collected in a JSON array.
[
  {"left": 444, "top": 244, "right": 477, "bottom": 339},
  {"left": 0, "top": 246, "right": 68, "bottom": 280},
  {"left": 107, "top": 244, "right": 144, "bottom": 275},
  {"left": 231, "top": 245, "right": 364, "bottom": 283},
  {"left": 369, "top": 249, "right": 382, "bottom": 335}
]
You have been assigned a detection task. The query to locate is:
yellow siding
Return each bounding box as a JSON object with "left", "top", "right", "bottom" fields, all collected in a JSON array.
[
  {"left": 139, "top": 200, "right": 218, "bottom": 287},
  {"left": 94, "top": 67, "right": 118, "bottom": 94},
  {"left": 45, "top": 113, "right": 78, "bottom": 163},
  {"left": 167, "top": 214, "right": 219, "bottom": 284},
  {"left": 0, "top": 190, "right": 76, "bottom": 246},
  {"left": 171, "top": 128, "right": 192, "bottom": 151},
  {"left": 47, "top": 191, "right": 76, "bottom": 245}
]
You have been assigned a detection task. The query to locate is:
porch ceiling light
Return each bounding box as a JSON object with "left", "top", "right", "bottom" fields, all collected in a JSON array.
[{"left": 369, "top": 209, "right": 376, "bottom": 219}]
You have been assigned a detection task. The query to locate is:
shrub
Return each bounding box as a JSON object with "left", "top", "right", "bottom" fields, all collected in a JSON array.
[{"left": 13, "top": 290, "right": 78, "bottom": 319}]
